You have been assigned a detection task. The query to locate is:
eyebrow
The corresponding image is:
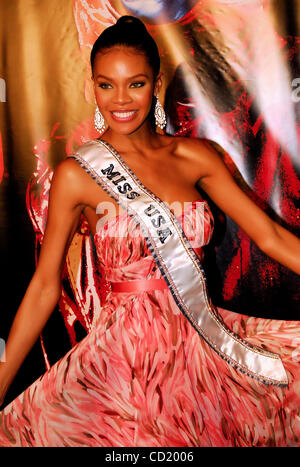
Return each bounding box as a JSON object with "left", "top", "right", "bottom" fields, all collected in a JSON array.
[{"left": 95, "top": 73, "right": 150, "bottom": 81}]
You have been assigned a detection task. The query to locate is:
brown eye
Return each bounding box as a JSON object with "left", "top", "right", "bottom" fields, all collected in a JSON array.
[
  {"left": 99, "top": 82, "right": 112, "bottom": 89},
  {"left": 130, "top": 82, "right": 145, "bottom": 88}
]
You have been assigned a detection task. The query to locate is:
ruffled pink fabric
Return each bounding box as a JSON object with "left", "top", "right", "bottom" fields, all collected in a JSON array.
[{"left": 0, "top": 201, "right": 299, "bottom": 447}]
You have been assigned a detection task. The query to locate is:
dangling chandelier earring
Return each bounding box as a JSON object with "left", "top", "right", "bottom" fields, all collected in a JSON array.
[
  {"left": 154, "top": 93, "right": 166, "bottom": 130},
  {"left": 94, "top": 106, "right": 106, "bottom": 134}
]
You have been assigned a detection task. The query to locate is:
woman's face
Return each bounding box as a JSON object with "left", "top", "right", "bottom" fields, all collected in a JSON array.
[{"left": 93, "top": 46, "right": 160, "bottom": 135}]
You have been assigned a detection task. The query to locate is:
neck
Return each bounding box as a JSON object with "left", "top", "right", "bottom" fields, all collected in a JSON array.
[{"left": 100, "top": 121, "right": 161, "bottom": 154}]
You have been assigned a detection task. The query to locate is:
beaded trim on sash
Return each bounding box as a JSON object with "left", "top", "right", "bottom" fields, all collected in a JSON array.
[{"left": 69, "top": 139, "right": 288, "bottom": 387}]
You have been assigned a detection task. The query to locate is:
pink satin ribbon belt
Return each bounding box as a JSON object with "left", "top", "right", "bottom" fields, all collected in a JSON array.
[{"left": 110, "top": 278, "right": 169, "bottom": 293}]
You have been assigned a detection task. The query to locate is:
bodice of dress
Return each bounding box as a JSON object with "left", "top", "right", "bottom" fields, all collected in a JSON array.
[{"left": 94, "top": 200, "right": 214, "bottom": 283}]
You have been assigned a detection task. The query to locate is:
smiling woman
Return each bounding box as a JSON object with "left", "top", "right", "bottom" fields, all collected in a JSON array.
[
  {"left": 91, "top": 15, "right": 161, "bottom": 134},
  {"left": 0, "top": 15, "right": 300, "bottom": 448},
  {"left": 93, "top": 49, "right": 160, "bottom": 133}
]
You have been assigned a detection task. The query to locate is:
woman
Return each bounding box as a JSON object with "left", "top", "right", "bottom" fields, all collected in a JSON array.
[{"left": 0, "top": 16, "right": 299, "bottom": 447}]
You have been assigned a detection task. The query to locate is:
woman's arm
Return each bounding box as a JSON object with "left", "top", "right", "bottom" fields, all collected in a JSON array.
[
  {"left": 0, "top": 159, "right": 85, "bottom": 405},
  {"left": 187, "top": 139, "right": 300, "bottom": 275}
]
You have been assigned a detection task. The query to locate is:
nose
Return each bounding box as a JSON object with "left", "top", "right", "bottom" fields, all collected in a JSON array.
[{"left": 112, "top": 86, "right": 132, "bottom": 105}]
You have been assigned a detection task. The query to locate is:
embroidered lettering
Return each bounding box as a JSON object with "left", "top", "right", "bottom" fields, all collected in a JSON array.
[
  {"left": 117, "top": 182, "right": 132, "bottom": 194},
  {"left": 126, "top": 191, "right": 140, "bottom": 199},
  {"left": 102, "top": 164, "right": 140, "bottom": 199},
  {"left": 112, "top": 175, "right": 126, "bottom": 185},
  {"left": 144, "top": 205, "right": 160, "bottom": 217},
  {"left": 151, "top": 215, "right": 166, "bottom": 228},
  {"left": 157, "top": 227, "right": 172, "bottom": 244},
  {"left": 101, "top": 164, "right": 121, "bottom": 180}
]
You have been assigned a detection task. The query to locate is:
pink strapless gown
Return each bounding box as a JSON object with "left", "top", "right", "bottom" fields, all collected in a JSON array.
[{"left": 0, "top": 201, "right": 299, "bottom": 447}]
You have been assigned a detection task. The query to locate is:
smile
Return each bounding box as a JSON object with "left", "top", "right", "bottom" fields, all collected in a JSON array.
[{"left": 111, "top": 110, "right": 137, "bottom": 122}]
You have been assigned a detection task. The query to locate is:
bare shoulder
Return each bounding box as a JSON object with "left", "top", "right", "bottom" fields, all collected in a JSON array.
[
  {"left": 51, "top": 153, "right": 113, "bottom": 210},
  {"left": 163, "top": 135, "right": 225, "bottom": 181},
  {"left": 176, "top": 137, "right": 218, "bottom": 161},
  {"left": 53, "top": 157, "right": 84, "bottom": 181},
  {"left": 52, "top": 157, "right": 85, "bottom": 192},
  {"left": 50, "top": 157, "right": 87, "bottom": 208}
]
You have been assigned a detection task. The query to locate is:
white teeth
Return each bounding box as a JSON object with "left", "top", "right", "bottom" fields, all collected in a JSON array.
[{"left": 112, "top": 111, "right": 136, "bottom": 118}]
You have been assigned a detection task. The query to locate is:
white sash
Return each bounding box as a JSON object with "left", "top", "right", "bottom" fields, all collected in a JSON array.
[{"left": 70, "top": 139, "right": 288, "bottom": 387}]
